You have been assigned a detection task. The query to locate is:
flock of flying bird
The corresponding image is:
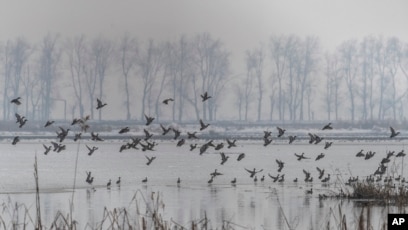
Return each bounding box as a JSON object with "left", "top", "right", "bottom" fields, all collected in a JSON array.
[{"left": 8, "top": 93, "right": 405, "bottom": 195}]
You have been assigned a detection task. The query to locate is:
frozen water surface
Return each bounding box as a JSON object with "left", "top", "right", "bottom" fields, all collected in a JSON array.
[{"left": 0, "top": 138, "right": 406, "bottom": 229}]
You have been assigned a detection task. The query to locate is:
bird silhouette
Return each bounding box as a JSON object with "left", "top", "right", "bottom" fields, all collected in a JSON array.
[
  {"left": 162, "top": 98, "right": 174, "bottom": 104},
  {"left": 145, "top": 155, "right": 156, "bottom": 165},
  {"left": 10, "top": 97, "right": 21, "bottom": 105},
  {"left": 390, "top": 126, "right": 400, "bottom": 138},
  {"left": 119, "top": 127, "right": 130, "bottom": 134},
  {"left": 44, "top": 120, "right": 55, "bottom": 128},
  {"left": 226, "top": 139, "right": 237, "bottom": 148},
  {"left": 190, "top": 143, "right": 197, "bottom": 151},
  {"left": 96, "top": 98, "right": 107, "bottom": 109},
  {"left": 187, "top": 132, "right": 198, "bottom": 139},
  {"left": 144, "top": 114, "right": 155, "bottom": 126},
  {"left": 86, "top": 145, "right": 98, "bottom": 156},
  {"left": 176, "top": 139, "right": 185, "bottom": 147},
  {"left": 91, "top": 132, "right": 104, "bottom": 141},
  {"left": 172, "top": 128, "right": 181, "bottom": 140},
  {"left": 12, "top": 136, "right": 19, "bottom": 145},
  {"left": 277, "top": 127, "right": 286, "bottom": 137},
  {"left": 288, "top": 135, "right": 297, "bottom": 144},
  {"left": 160, "top": 124, "right": 171, "bottom": 135},
  {"left": 315, "top": 153, "right": 325, "bottom": 161},
  {"left": 245, "top": 168, "right": 263, "bottom": 178},
  {"left": 143, "top": 129, "right": 153, "bottom": 140},
  {"left": 43, "top": 144, "right": 52, "bottom": 155},
  {"left": 116, "top": 177, "right": 121, "bottom": 186},
  {"left": 220, "top": 152, "right": 229, "bottom": 165},
  {"left": 201, "top": 92, "right": 212, "bottom": 102},
  {"left": 199, "top": 119, "right": 210, "bottom": 131},
  {"left": 322, "top": 122, "right": 333, "bottom": 130},
  {"left": 237, "top": 153, "right": 245, "bottom": 161},
  {"left": 295, "top": 152, "right": 310, "bottom": 161}
]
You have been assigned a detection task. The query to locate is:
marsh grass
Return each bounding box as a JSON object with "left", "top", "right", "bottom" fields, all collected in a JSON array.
[{"left": 1, "top": 158, "right": 238, "bottom": 230}]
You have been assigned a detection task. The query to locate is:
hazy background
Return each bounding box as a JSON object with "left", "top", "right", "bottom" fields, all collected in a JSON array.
[{"left": 1, "top": 0, "right": 408, "bottom": 121}]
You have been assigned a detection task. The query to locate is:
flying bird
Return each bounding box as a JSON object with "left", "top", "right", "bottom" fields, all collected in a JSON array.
[
  {"left": 200, "top": 92, "right": 212, "bottom": 102},
  {"left": 12, "top": 136, "right": 19, "bottom": 145},
  {"left": 86, "top": 145, "right": 98, "bottom": 156},
  {"left": 226, "top": 139, "right": 237, "bottom": 148},
  {"left": 245, "top": 168, "right": 263, "bottom": 178},
  {"left": 288, "top": 135, "right": 297, "bottom": 144},
  {"left": 43, "top": 144, "right": 52, "bottom": 155},
  {"left": 220, "top": 152, "right": 229, "bottom": 165},
  {"left": 10, "top": 97, "right": 21, "bottom": 105},
  {"left": 295, "top": 152, "right": 310, "bottom": 161},
  {"left": 44, "top": 120, "right": 55, "bottom": 128},
  {"left": 390, "top": 126, "right": 400, "bottom": 138},
  {"left": 276, "top": 127, "right": 286, "bottom": 137},
  {"left": 199, "top": 119, "right": 210, "bottom": 131},
  {"left": 96, "top": 98, "right": 107, "bottom": 109},
  {"left": 315, "top": 153, "right": 325, "bottom": 161},
  {"left": 145, "top": 155, "right": 156, "bottom": 165},
  {"left": 237, "top": 153, "right": 245, "bottom": 161},
  {"left": 119, "top": 127, "right": 130, "bottom": 134},
  {"left": 162, "top": 98, "right": 174, "bottom": 105},
  {"left": 187, "top": 132, "right": 198, "bottom": 139},
  {"left": 322, "top": 122, "right": 333, "bottom": 130},
  {"left": 144, "top": 114, "right": 155, "bottom": 126},
  {"left": 160, "top": 124, "right": 171, "bottom": 135}
]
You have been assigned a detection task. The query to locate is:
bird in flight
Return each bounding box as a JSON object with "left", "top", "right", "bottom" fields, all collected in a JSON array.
[
  {"left": 201, "top": 92, "right": 212, "bottom": 102},
  {"left": 276, "top": 127, "right": 286, "bottom": 137},
  {"left": 199, "top": 119, "right": 210, "bottom": 131},
  {"left": 390, "top": 126, "right": 400, "bottom": 138},
  {"left": 145, "top": 155, "right": 156, "bottom": 165},
  {"left": 162, "top": 98, "right": 174, "bottom": 105},
  {"left": 10, "top": 97, "right": 21, "bottom": 105},
  {"left": 44, "top": 120, "right": 55, "bottom": 128},
  {"left": 144, "top": 114, "right": 155, "bottom": 126},
  {"left": 96, "top": 98, "right": 107, "bottom": 110},
  {"left": 322, "top": 122, "right": 333, "bottom": 130},
  {"left": 245, "top": 168, "right": 263, "bottom": 178}
]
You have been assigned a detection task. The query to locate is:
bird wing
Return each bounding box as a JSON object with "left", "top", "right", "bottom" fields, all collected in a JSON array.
[{"left": 390, "top": 126, "right": 396, "bottom": 134}]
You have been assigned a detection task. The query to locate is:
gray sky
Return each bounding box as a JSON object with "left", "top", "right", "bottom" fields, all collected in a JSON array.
[
  {"left": 2, "top": 0, "right": 407, "bottom": 50},
  {"left": 1, "top": 0, "right": 408, "bottom": 120}
]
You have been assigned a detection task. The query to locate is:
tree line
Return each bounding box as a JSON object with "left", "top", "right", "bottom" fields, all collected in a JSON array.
[{"left": 1, "top": 33, "right": 408, "bottom": 123}]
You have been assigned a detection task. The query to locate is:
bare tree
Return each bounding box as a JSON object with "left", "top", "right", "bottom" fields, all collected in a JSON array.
[
  {"left": 269, "top": 35, "right": 298, "bottom": 121},
  {"left": 136, "top": 39, "right": 164, "bottom": 119},
  {"left": 193, "top": 33, "right": 230, "bottom": 121},
  {"left": 338, "top": 39, "right": 359, "bottom": 123},
  {"left": 38, "top": 34, "right": 61, "bottom": 121},
  {"left": 167, "top": 36, "right": 194, "bottom": 121},
  {"left": 358, "top": 36, "right": 377, "bottom": 121},
  {"left": 2, "top": 38, "right": 32, "bottom": 119},
  {"left": 324, "top": 52, "right": 342, "bottom": 120},
  {"left": 118, "top": 33, "right": 138, "bottom": 120},
  {"left": 385, "top": 37, "right": 404, "bottom": 121},
  {"left": 65, "top": 35, "right": 87, "bottom": 118},
  {"left": 297, "top": 36, "right": 319, "bottom": 121},
  {"left": 246, "top": 45, "right": 265, "bottom": 121}
]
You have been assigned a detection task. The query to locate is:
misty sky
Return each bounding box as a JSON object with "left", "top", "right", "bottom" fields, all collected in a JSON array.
[
  {"left": 2, "top": 0, "right": 407, "bottom": 52},
  {"left": 1, "top": 0, "right": 408, "bottom": 74},
  {"left": 1, "top": 0, "right": 408, "bottom": 120}
]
